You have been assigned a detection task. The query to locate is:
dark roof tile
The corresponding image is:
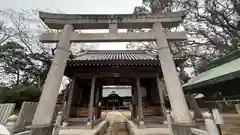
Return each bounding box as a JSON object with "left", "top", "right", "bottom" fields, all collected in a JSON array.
[{"left": 73, "top": 50, "right": 158, "bottom": 61}]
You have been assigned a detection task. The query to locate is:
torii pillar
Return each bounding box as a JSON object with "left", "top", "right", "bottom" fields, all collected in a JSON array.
[
  {"left": 32, "top": 24, "right": 74, "bottom": 125},
  {"left": 153, "top": 22, "right": 192, "bottom": 124}
]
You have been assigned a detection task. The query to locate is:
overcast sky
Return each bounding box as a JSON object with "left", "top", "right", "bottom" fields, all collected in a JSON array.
[
  {"left": 1, "top": 0, "right": 195, "bottom": 89},
  {"left": 1, "top": 0, "right": 143, "bottom": 88},
  {"left": 1, "top": 0, "right": 142, "bottom": 50}
]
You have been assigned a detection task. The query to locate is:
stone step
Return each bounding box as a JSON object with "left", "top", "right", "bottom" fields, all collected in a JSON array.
[
  {"left": 59, "top": 128, "right": 94, "bottom": 135},
  {"left": 59, "top": 120, "right": 108, "bottom": 135},
  {"left": 127, "top": 121, "right": 171, "bottom": 135}
]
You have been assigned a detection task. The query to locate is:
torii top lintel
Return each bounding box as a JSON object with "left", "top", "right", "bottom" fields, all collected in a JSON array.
[{"left": 39, "top": 11, "right": 187, "bottom": 29}]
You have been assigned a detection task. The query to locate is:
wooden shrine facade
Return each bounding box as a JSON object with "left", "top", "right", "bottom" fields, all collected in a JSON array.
[
  {"left": 101, "top": 92, "right": 124, "bottom": 110},
  {"left": 61, "top": 50, "right": 186, "bottom": 126},
  {"left": 101, "top": 87, "right": 132, "bottom": 110}
]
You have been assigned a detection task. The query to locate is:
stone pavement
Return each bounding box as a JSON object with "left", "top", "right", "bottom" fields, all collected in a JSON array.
[
  {"left": 119, "top": 111, "right": 171, "bottom": 135},
  {"left": 59, "top": 120, "right": 108, "bottom": 135},
  {"left": 59, "top": 110, "right": 172, "bottom": 135},
  {"left": 103, "top": 111, "right": 129, "bottom": 135},
  {"left": 105, "top": 111, "right": 128, "bottom": 122},
  {"left": 221, "top": 114, "right": 240, "bottom": 135},
  {"left": 127, "top": 121, "right": 170, "bottom": 135}
]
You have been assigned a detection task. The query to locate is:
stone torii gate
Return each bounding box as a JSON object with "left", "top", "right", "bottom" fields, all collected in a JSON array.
[{"left": 32, "top": 11, "right": 192, "bottom": 126}]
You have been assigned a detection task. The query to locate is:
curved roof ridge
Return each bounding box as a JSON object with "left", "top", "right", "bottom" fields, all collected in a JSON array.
[
  {"left": 69, "top": 49, "right": 187, "bottom": 62},
  {"left": 86, "top": 50, "right": 147, "bottom": 52},
  {"left": 72, "top": 49, "right": 158, "bottom": 61}
]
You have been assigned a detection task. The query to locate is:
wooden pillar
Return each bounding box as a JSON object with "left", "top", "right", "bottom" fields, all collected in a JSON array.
[
  {"left": 132, "top": 85, "right": 138, "bottom": 118},
  {"left": 98, "top": 85, "right": 102, "bottom": 119},
  {"left": 87, "top": 77, "right": 96, "bottom": 129},
  {"left": 78, "top": 87, "right": 83, "bottom": 105},
  {"left": 156, "top": 76, "right": 167, "bottom": 119},
  {"left": 136, "top": 77, "right": 144, "bottom": 128},
  {"left": 109, "top": 23, "right": 118, "bottom": 34},
  {"left": 131, "top": 86, "right": 135, "bottom": 119},
  {"left": 95, "top": 83, "right": 100, "bottom": 119},
  {"left": 95, "top": 85, "right": 100, "bottom": 106},
  {"left": 62, "top": 77, "right": 76, "bottom": 126},
  {"left": 107, "top": 101, "right": 108, "bottom": 110},
  {"left": 119, "top": 100, "right": 120, "bottom": 109}
]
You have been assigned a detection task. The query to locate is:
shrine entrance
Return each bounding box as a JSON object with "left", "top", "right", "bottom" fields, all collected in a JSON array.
[
  {"left": 33, "top": 11, "right": 193, "bottom": 129},
  {"left": 102, "top": 86, "right": 132, "bottom": 111},
  {"left": 55, "top": 50, "right": 187, "bottom": 127},
  {"left": 104, "top": 92, "right": 122, "bottom": 110}
]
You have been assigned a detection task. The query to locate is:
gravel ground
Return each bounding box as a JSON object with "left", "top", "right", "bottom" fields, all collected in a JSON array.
[{"left": 221, "top": 114, "right": 240, "bottom": 135}]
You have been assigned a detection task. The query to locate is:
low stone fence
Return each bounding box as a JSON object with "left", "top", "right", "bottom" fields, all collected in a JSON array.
[
  {"left": 15, "top": 102, "right": 38, "bottom": 128},
  {"left": 191, "top": 128, "right": 208, "bottom": 135},
  {"left": 6, "top": 114, "right": 53, "bottom": 135},
  {"left": 94, "top": 120, "right": 109, "bottom": 135},
  {"left": 172, "top": 123, "right": 196, "bottom": 135},
  {"left": 92, "top": 119, "right": 102, "bottom": 128},
  {"left": 14, "top": 102, "right": 60, "bottom": 129},
  {"left": 126, "top": 120, "right": 137, "bottom": 135},
  {"left": 13, "top": 131, "right": 32, "bottom": 135},
  {"left": 2, "top": 101, "right": 61, "bottom": 135},
  {"left": 12, "top": 126, "right": 53, "bottom": 135},
  {"left": 167, "top": 110, "right": 220, "bottom": 135},
  {"left": 30, "top": 124, "right": 53, "bottom": 135}
]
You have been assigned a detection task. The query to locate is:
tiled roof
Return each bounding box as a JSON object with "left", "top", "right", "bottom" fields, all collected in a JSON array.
[
  {"left": 183, "top": 57, "right": 240, "bottom": 90},
  {"left": 73, "top": 50, "right": 158, "bottom": 61},
  {"left": 196, "top": 49, "right": 240, "bottom": 73},
  {"left": 67, "top": 50, "right": 186, "bottom": 66}
]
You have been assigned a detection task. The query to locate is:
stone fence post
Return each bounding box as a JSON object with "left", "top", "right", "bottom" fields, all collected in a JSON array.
[
  {"left": 31, "top": 124, "right": 53, "bottom": 135},
  {"left": 52, "top": 112, "right": 62, "bottom": 135},
  {"left": 6, "top": 115, "right": 18, "bottom": 134},
  {"left": 235, "top": 104, "right": 240, "bottom": 114},
  {"left": 203, "top": 112, "right": 220, "bottom": 135},
  {"left": 166, "top": 110, "right": 173, "bottom": 135}
]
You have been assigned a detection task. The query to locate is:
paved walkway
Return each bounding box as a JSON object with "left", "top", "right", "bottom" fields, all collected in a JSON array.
[
  {"left": 103, "top": 111, "right": 129, "bottom": 135},
  {"left": 221, "top": 114, "right": 240, "bottom": 135}
]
